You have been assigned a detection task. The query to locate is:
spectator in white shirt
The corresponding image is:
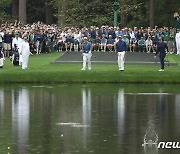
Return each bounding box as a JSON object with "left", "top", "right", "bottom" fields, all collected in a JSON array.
[
  {"left": 0, "top": 30, "right": 4, "bottom": 47},
  {"left": 146, "top": 36, "right": 153, "bottom": 53}
]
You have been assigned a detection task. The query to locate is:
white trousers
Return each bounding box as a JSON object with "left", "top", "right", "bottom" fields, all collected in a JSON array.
[
  {"left": 117, "top": 51, "right": 125, "bottom": 70},
  {"left": 176, "top": 41, "right": 180, "bottom": 55},
  {"left": 82, "top": 53, "right": 91, "bottom": 69},
  {"left": 19, "top": 55, "right": 23, "bottom": 63},
  {"left": 22, "top": 55, "right": 29, "bottom": 69},
  {"left": 74, "top": 45, "right": 78, "bottom": 51},
  {"left": 0, "top": 58, "right": 4, "bottom": 67}
]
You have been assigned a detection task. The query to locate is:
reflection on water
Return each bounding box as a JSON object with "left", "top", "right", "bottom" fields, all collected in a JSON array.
[
  {"left": 142, "top": 92, "right": 159, "bottom": 154},
  {"left": 117, "top": 89, "right": 125, "bottom": 144},
  {"left": 0, "top": 85, "right": 180, "bottom": 154},
  {"left": 0, "top": 89, "right": 4, "bottom": 115},
  {"left": 82, "top": 88, "right": 92, "bottom": 150},
  {"left": 12, "top": 89, "right": 30, "bottom": 154},
  {"left": 143, "top": 121, "right": 158, "bottom": 145},
  {"left": 82, "top": 88, "right": 91, "bottom": 126},
  {"left": 143, "top": 120, "right": 158, "bottom": 154},
  {"left": 175, "top": 95, "right": 180, "bottom": 129}
]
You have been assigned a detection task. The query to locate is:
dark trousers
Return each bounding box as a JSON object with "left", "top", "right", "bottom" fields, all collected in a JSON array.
[{"left": 159, "top": 54, "right": 166, "bottom": 69}]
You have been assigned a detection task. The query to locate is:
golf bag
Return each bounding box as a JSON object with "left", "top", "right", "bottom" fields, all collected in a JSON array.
[{"left": 12, "top": 44, "right": 19, "bottom": 66}]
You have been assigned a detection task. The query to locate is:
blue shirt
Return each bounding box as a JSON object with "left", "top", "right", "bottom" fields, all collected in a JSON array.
[
  {"left": 82, "top": 42, "right": 91, "bottom": 53},
  {"left": 90, "top": 30, "right": 96, "bottom": 39},
  {"left": 152, "top": 38, "right": 159, "bottom": 45},
  {"left": 108, "top": 31, "right": 116, "bottom": 39},
  {"left": 4, "top": 34, "right": 12, "bottom": 43},
  {"left": 107, "top": 39, "right": 115, "bottom": 44},
  {"left": 101, "top": 38, "right": 107, "bottom": 44},
  {"left": 156, "top": 42, "right": 168, "bottom": 55},
  {"left": 65, "top": 37, "right": 73, "bottom": 43},
  {"left": 34, "top": 34, "right": 43, "bottom": 42},
  {"left": 116, "top": 40, "right": 127, "bottom": 52}
]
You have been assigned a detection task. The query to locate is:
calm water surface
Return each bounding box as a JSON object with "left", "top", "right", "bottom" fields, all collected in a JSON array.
[{"left": 0, "top": 84, "right": 180, "bottom": 154}]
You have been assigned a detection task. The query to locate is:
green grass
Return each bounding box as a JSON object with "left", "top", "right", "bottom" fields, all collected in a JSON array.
[
  {"left": 0, "top": 52, "right": 180, "bottom": 84},
  {"left": 166, "top": 54, "right": 180, "bottom": 65}
]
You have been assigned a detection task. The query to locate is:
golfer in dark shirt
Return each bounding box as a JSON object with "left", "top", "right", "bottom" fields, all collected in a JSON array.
[
  {"left": 116, "top": 36, "right": 127, "bottom": 71},
  {"left": 154, "top": 39, "right": 169, "bottom": 71}
]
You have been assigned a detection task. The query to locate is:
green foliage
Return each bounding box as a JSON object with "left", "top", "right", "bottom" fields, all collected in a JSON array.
[
  {"left": 0, "top": 0, "right": 179, "bottom": 27},
  {"left": 0, "top": 12, "right": 12, "bottom": 24},
  {"left": 0, "top": 0, "right": 12, "bottom": 24},
  {"left": 0, "top": 0, "right": 11, "bottom": 7},
  {"left": 154, "top": 0, "right": 179, "bottom": 27},
  {"left": 54, "top": 0, "right": 114, "bottom": 27},
  {"left": 27, "top": 0, "right": 46, "bottom": 23},
  {"left": 117, "top": 0, "right": 180, "bottom": 28}
]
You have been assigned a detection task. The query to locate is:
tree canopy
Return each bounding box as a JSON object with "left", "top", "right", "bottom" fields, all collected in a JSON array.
[{"left": 0, "top": 0, "right": 179, "bottom": 27}]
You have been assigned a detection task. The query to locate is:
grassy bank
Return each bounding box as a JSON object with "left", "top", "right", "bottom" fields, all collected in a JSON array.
[{"left": 0, "top": 52, "right": 180, "bottom": 84}]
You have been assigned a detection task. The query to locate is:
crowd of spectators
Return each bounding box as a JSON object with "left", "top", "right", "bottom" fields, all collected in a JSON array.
[{"left": 0, "top": 21, "right": 178, "bottom": 57}]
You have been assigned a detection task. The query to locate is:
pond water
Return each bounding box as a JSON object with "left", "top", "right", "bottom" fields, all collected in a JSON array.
[{"left": 0, "top": 84, "right": 180, "bottom": 154}]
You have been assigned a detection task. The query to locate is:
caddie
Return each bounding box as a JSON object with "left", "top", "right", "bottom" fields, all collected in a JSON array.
[
  {"left": 19, "top": 36, "right": 30, "bottom": 70},
  {"left": 12, "top": 32, "right": 23, "bottom": 49},
  {"left": 12, "top": 32, "right": 23, "bottom": 65},
  {"left": 175, "top": 29, "right": 180, "bottom": 55},
  {"left": 0, "top": 46, "right": 5, "bottom": 68},
  {"left": 81, "top": 37, "right": 92, "bottom": 70}
]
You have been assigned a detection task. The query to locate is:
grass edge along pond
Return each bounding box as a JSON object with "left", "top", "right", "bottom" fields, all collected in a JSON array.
[{"left": 0, "top": 52, "right": 180, "bottom": 84}]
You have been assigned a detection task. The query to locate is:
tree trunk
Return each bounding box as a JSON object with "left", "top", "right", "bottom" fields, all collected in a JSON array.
[
  {"left": 150, "top": 0, "right": 154, "bottom": 28},
  {"left": 45, "top": 1, "right": 53, "bottom": 24},
  {"left": 58, "top": 0, "right": 66, "bottom": 28},
  {"left": 19, "top": 0, "right": 27, "bottom": 24},
  {"left": 12, "top": 0, "right": 19, "bottom": 20}
]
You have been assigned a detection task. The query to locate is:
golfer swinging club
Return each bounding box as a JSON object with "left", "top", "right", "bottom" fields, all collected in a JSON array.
[
  {"left": 115, "top": 35, "right": 127, "bottom": 71},
  {"left": 81, "top": 37, "right": 92, "bottom": 70}
]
